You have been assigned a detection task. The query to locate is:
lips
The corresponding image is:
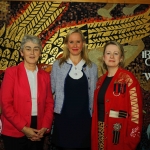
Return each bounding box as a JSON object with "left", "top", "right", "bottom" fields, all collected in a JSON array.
[
  {"left": 109, "top": 60, "right": 115, "bottom": 62},
  {"left": 72, "top": 48, "right": 78, "bottom": 51}
]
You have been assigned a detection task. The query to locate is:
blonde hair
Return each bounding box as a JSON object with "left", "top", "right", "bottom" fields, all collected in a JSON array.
[
  {"left": 103, "top": 41, "right": 125, "bottom": 70},
  {"left": 59, "top": 27, "right": 92, "bottom": 67}
]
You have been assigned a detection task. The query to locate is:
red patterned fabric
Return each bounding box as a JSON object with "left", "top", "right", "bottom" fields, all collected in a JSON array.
[{"left": 91, "top": 68, "right": 143, "bottom": 150}]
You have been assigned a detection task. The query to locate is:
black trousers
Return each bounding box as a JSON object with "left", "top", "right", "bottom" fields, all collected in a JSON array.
[{"left": 2, "top": 116, "right": 45, "bottom": 150}]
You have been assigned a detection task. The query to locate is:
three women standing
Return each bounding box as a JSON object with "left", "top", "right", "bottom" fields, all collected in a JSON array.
[{"left": 0, "top": 31, "right": 142, "bottom": 150}]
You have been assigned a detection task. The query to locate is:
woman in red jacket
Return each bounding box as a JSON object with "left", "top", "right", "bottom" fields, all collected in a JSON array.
[
  {"left": 1, "top": 35, "right": 54, "bottom": 150},
  {"left": 91, "top": 41, "right": 143, "bottom": 150}
]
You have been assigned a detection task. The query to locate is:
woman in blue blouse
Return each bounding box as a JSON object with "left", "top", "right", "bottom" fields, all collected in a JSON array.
[{"left": 51, "top": 28, "right": 98, "bottom": 150}]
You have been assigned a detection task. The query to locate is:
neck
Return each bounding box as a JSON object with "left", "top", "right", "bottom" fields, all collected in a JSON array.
[
  {"left": 69, "top": 55, "right": 82, "bottom": 66},
  {"left": 24, "top": 62, "right": 37, "bottom": 72},
  {"left": 107, "top": 67, "right": 119, "bottom": 77}
]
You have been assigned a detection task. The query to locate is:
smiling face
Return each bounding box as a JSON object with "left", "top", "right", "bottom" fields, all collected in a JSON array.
[
  {"left": 103, "top": 44, "right": 123, "bottom": 69},
  {"left": 20, "top": 41, "right": 41, "bottom": 67},
  {"left": 67, "top": 32, "right": 84, "bottom": 57}
]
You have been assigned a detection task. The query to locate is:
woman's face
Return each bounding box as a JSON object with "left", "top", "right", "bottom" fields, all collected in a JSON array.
[
  {"left": 103, "top": 44, "right": 122, "bottom": 69},
  {"left": 67, "top": 32, "right": 84, "bottom": 57},
  {"left": 20, "top": 41, "right": 41, "bottom": 66}
]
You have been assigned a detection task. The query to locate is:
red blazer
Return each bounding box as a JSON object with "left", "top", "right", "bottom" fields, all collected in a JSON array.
[
  {"left": 91, "top": 68, "right": 143, "bottom": 150},
  {"left": 1, "top": 62, "right": 54, "bottom": 137}
]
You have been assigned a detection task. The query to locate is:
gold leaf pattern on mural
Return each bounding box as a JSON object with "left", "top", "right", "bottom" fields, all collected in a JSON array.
[
  {"left": 41, "top": 46, "right": 59, "bottom": 64},
  {"left": 0, "top": 38, "right": 3, "bottom": 45},
  {"left": 35, "top": 2, "right": 65, "bottom": 35},
  {"left": 46, "top": 57, "right": 56, "bottom": 65},
  {"left": 47, "top": 31, "right": 64, "bottom": 47},
  {"left": 15, "top": 27, "right": 26, "bottom": 42},
  {"left": 0, "top": 48, "right": 2, "bottom": 56},
  {"left": 11, "top": 50, "right": 20, "bottom": 62},
  {"left": 53, "top": 37, "right": 64, "bottom": 47},
  {"left": 87, "top": 9, "right": 150, "bottom": 49},
  {"left": 2, "top": 39, "right": 11, "bottom": 48},
  {"left": 9, "top": 41, "right": 15, "bottom": 49},
  {"left": 8, "top": 61, "right": 17, "bottom": 68},
  {"left": 0, "top": 2, "right": 149, "bottom": 92},
  {"left": 3, "top": 2, "right": 65, "bottom": 44},
  {"left": 14, "top": 43, "right": 21, "bottom": 51},
  {"left": 41, "top": 53, "right": 48, "bottom": 62},
  {"left": 5, "top": 23, "right": 19, "bottom": 42},
  {"left": 2, "top": 49, "right": 11, "bottom": 59},
  {"left": 0, "top": 58, "right": 9, "bottom": 70},
  {"left": 0, "top": 23, "right": 5, "bottom": 37},
  {"left": 50, "top": 47, "right": 59, "bottom": 57},
  {"left": 43, "top": 44, "right": 52, "bottom": 54}
]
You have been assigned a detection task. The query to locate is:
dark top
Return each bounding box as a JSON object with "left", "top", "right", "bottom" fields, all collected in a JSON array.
[
  {"left": 98, "top": 76, "right": 113, "bottom": 121},
  {"left": 52, "top": 72, "right": 91, "bottom": 148}
]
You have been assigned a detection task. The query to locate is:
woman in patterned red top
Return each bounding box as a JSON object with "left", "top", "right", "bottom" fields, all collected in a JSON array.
[{"left": 91, "top": 41, "right": 143, "bottom": 150}]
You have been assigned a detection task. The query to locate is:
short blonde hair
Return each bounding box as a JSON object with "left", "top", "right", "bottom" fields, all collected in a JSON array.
[{"left": 103, "top": 41, "right": 125, "bottom": 70}]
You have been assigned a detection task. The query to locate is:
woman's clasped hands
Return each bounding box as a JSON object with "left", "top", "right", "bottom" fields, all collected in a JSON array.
[{"left": 22, "top": 126, "right": 47, "bottom": 141}]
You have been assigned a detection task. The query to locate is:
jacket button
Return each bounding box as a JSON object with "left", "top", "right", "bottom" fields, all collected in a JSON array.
[{"left": 106, "top": 99, "right": 109, "bottom": 102}]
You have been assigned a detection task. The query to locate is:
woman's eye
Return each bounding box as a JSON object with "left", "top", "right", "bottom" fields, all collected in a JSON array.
[{"left": 34, "top": 48, "right": 40, "bottom": 51}]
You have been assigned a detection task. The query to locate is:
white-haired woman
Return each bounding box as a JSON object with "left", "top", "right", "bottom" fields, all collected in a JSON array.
[{"left": 1, "top": 35, "right": 54, "bottom": 150}]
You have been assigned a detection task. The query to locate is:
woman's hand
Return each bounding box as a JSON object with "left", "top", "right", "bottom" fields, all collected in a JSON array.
[
  {"left": 22, "top": 126, "right": 41, "bottom": 141},
  {"left": 37, "top": 127, "right": 47, "bottom": 137}
]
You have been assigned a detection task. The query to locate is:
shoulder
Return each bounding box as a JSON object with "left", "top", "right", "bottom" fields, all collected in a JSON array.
[
  {"left": 52, "top": 59, "right": 63, "bottom": 68},
  {"left": 118, "top": 68, "right": 139, "bottom": 83},
  {"left": 38, "top": 69, "right": 51, "bottom": 83},
  {"left": 53, "top": 59, "right": 71, "bottom": 68},
  {"left": 91, "top": 62, "right": 97, "bottom": 68},
  {"left": 53, "top": 59, "right": 59, "bottom": 65},
  {"left": 96, "top": 74, "right": 106, "bottom": 86},
  {"left": 98, "top": 73, "right": 107, "bottom": 81},
  {"left": 87, "top": 62, "right": 97, "bottom": 70},
  {"left": 38, "top": 68, "right": 49, "bottom": 76},
  {"left": 3, "top": 64, "right": 21, "bottom": 81},
  {"left": 119, "top": 68, "right": 135, "bottom": 78},
  {"left": 5, "top": 63, "right": 20, "bottom": 74}
]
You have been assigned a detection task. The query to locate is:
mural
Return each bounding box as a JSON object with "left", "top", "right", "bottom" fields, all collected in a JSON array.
[{"left": 0, "top": 1, "right": 150, "bottom": 150}]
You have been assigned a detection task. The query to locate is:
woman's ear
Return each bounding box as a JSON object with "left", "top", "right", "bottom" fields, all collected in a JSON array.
[
  {"left": 20, "top": 50, "right": 24, "bottom": 57},
  {"left": 120, "top": 56, "right": 123, "bottom": 62}
]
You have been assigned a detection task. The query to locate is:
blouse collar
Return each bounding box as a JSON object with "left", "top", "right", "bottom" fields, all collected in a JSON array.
[{"left": 67, "top": 58, "right": 85, "bottom": 79}]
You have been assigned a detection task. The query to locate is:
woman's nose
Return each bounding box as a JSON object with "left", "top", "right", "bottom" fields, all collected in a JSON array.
[
  {"left": 110, "top": 53, "right": 114, "bottom": 58},
  {"left": 30, "top": 49, "right": 34, "bottom": 54},
  {"left": 73, "top": 43, "right": 77, "bottom": 47}
]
